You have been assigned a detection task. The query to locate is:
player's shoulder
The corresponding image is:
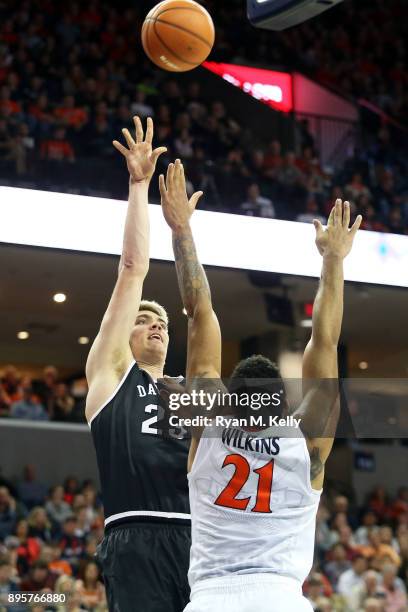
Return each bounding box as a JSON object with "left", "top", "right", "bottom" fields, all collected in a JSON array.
[{"left": 86, "top": 359, "right": 139, "bottom": 425}]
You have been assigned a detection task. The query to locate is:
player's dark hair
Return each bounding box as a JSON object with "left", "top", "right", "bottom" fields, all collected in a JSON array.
[
  {"left": 229, "top": 355, "right": 285, "bottom": 418},
  {"left": 230, "top": 355, "right": 281, "bottom": 382}
]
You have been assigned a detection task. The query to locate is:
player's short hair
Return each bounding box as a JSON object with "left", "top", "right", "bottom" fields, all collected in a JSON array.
[
  {"left": 138, "top": 300, "right": 169, "bottom": 326},
  {"left": 229, "top": 355, "right": 285, "bottom": 417},
  {"left": 230, "top": 355, "right": 281, "bottom": 382}
]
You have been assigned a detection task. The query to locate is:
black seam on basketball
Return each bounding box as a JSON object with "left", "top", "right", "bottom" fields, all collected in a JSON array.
[
  {"left": 152, "top": 20, "right": 198, "bottom": 66},
  {"left": 146, "top": 17, "right": 213, "bottom": 49}
]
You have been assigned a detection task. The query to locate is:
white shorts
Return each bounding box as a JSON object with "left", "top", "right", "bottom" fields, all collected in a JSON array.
[{"left": 184, "top": 574, "right": 313, "bottom": 612}]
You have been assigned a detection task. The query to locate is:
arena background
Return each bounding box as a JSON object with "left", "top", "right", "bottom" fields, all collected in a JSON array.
[{"left": 0, "top": 0, "right": 407, "bottom": 610}]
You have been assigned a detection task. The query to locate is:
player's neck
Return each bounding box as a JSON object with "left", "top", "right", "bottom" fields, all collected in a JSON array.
[{"left": 138, "top": 361, "right": 164, "bottom": 381}]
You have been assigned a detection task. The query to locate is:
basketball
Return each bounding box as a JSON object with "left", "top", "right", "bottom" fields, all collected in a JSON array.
[{"left": 141, "top": 0, "right": 215, "bottom": 72}]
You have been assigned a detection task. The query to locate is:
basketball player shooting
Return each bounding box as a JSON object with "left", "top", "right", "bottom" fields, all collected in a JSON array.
[
  {"left": 85, "top": 118, "right": 192, "bottom": 612},
  {"left": 159, "top": 167, "right": 361, "bottom": 611}
]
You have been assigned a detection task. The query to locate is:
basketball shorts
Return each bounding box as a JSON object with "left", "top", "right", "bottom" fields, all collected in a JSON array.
[
  {"left": 96, "top": 520, "right": 191, "bottom": 612},
  {"left": 184, "top": 573, "right": 314, "bottom": 612}
]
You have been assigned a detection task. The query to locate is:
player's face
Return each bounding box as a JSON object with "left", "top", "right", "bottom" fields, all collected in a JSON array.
[{"left": 130, "top": 310, "right": 169, "bottom": 363}]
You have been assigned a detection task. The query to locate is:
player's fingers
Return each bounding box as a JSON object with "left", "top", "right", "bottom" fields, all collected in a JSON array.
[
  {"left": 151, "top": 146, "right": 167, "bottom": 165},
  {"left": 159, "top": 174, "right": 167, "bottom": 199},
  {"left": 313, "top": 219, "right": 324, "bottom": 238},
  {"left": 133, "top": 116, "right": 144, "bottom": 143},
  {"left": 112, "top": 140, "right": 128, "bottom": 156},
  {"left": 179, "top": 161, "right": 186, "bottom": 187},
  {"left": 350, "top": 214, "right": 362, "bottom": 238},
  {"left": 190, "top": 191, "right": 203, "bottom": 211},
  {"left": 343, "top": 201, "right": 350, "bottom": 229},
  {"left": 167, "top": 163, "right": 175, "bottom": 190},
  {"left": 174, "top": 158, "right": 181, "bottom": 182},
  {"left": 327, "top": 205, "right": 335, "bottom": 227},
  {"left": 334, "top": 198, "right": 342, "bottom": 226},
  {"left": 122, "top": 128, "right": 136, "bottom": 149},
  {"left": 145, "top": 117, "right": 154, "bottom": 144}
]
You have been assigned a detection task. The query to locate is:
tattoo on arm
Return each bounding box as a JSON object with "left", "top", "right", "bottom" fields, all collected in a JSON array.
[
  {"left": 173, "top": 229, "right": 211, "bottom": 316},
  {"left": 310, "top": 447, "right": 324, "bottom": 482}
]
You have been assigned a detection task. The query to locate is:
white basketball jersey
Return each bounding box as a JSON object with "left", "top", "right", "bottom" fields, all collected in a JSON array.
[{"left": 188, "top": 424, "right": 322, "bottom": 589}]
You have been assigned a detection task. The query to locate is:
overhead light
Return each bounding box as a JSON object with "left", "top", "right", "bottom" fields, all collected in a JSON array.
[
  {"left": 359, "top": 361, "right": 368, "bottom": 370},
  {"left": 300, "top": 319, "right": 313, "bottom": 328},
  {"left": 78, "top": 336, "right": 89, "bottom": 345},
  {"left": 53, "top": 293, "right": 66, "bottom": 303},
  {"left": 17, "top": 331, "right": 29, "bottom": 340},
  {"left": 182, "top": 308, "right": 188, "bottom": 316}
]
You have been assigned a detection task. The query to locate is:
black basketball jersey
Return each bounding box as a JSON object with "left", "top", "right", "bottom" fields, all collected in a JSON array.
[{"left": 89, "top": 361, "right": 190, "bottom": 528}]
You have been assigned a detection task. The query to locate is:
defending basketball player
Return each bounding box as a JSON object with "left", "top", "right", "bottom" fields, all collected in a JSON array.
[
  {"left": 159, "top": 164, "right": 361, "bottom": 611},
  {"left": 85, "top": 118, "right": 193, "bottom": 612}
]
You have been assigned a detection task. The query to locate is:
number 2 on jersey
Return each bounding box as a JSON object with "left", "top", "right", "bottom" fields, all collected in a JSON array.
[{"left": 214, "top": 454, "right": 274, "bottom": 513}]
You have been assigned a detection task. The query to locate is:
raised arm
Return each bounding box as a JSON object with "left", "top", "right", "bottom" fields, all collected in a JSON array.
[
  {"left": 301, "top": 199, "right": 361, "bottom": 486},
  {"left": 159, "top": 160, "right": 221, "bottom": 382},
  {"left": 85, "top": 117, "right": 166, "bottom": 421}
]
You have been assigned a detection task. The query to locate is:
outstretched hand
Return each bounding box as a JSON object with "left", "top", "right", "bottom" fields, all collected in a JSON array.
[
  {"left": 314, "top": 199, "right": 362, "bottom": 259},
  {"left": 159, "top": 159, "right": 203, "bottom": 232},
  {"left": 113, "top": 116, "right": 167, "bottom": 184}
]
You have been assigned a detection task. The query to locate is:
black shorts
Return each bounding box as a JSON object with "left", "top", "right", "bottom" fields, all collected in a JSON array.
[{"left": 96, "top": 520, "right": 191, "bottom": 612}]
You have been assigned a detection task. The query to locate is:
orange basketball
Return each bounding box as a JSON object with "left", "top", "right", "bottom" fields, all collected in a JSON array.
[{"left": 141, "top": 0, "right": 215, "bottom": 72}]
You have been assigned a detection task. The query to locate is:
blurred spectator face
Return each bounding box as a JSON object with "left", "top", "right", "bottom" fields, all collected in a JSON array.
[
  {"left": 353, "top": 555, "right": 368, "bottom": 575},
  {"left": 85, "top": 537, "right": 97, "bottom": 557},
  {"left": 51, "top": 485, "right": 64, "bottom": 503},
  {"left": 362, "top": 511, "right": 377, "bottom": 527},
  {"left": 368, "top": 528, "right": 381, "bottom": 547},
  {"left": 72, "top": 494, "right": 85, "bottom": 509},
  {"left": 286, "top": 152, "right": 296, "bottom": 165},
  {"left": 83, "top": 486, "right": 96, "bottom": 507},
  {"left": 63, "top": 518, "right": 77, "bottom": 535},
  {"left": 269, "top": 140, "right": 281, "bottom": 155},
  {"left": 305, "top": 197, "right": 318, "bottom": 214},
  {"left": 40, "top": 545, "right": 53, "bottom": 564},
  {"left": 308, "top": 574, "right": 324, "bottom": 599},
  {"left": 212, "top": 101, "right": 226, "bottom": 119},
  {"left": 3, "top": 366, "right": 18, "bottom": 385},
  {"left": 379, "top": 526, "right": 393, "bottom": 545},
  {"left": 65, "top": 477, "right": 78, "bottom": 494},
  {"left": 381, "top": 563, "right": 397, "bottom": 587},
  {"left": 31, "top": 507, "right": 47, "bottom": 527},
  {"left": 15, "top": 519, "right": 28, "bottom": 539},
  {"left": 364, "top": 570, "right": 379, "bottom": 593},
  {"left": 55, "top": 383, "right": 68, "bottom": 399},
  {"left": 364, "top": 599, "right": 383, "bottom": 612},
  {"left": 0, "top": 561, "right": 12, "bottom": 584},
  {"left": 0, "top": 487, "right": 11, "bottom": 508},
  {"left": 84, "top": 561, "right": 99, "bottom": 582},
  {"left": 247, "top": 183, "right": 260, "bottom": 200},
  {"left": 32, "top": 563, "right": 48, "bottom": 585},
  {"left": 333, "top": 495, "right": 349, "bottom": 513},
  {"left": 43, "top": 366, "right": 58, "bottom": 386},
  {"left": 331, "top": 543, "right": 347, "bottom": 561},
  {"left": 338, "top": 524, "right": 352, "bottom": 545}
]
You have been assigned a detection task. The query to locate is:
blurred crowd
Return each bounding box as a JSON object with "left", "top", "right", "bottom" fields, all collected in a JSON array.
[
  {"left": 0, "top": 366, "right": 86, "bottom": 424},
  {"left": 0, "top": 0, "right": 407, "bottom": 232},
  {"left": 0, "top": 468, "right": 106, "bottom": 611},
  {"left": 0, "top": 465, "right": 407, "bottom": 611}
]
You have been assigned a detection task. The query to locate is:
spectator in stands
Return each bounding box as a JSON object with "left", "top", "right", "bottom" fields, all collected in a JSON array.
[
  {"left": 27, "top": 507, "right": 52, "bottom": 543},
  {"left": 304, "top": 572, "right": 327, "bottom": 609},
  {"left": 296, "top": 195, "right": 326, "bottom": 224},
  {"left": 355, "top": 511, "right": 379, "bottom": 546},
  {"left": 381, "top": 563, "right": 407, "bottom": 612},
  {"left": 63, "top": 478, "right": 79, "bottom": 506},
  {"left": 361, "top": 528, "right": 401, "bottom": 568},
  {"left": 20, "top": 559, "right": 57, "bottom": 592},
  {"left": 51, "top": 384, "right": 75, "bottom": 422},
  {"left": 33, "top": 367, "right": 59, "bottom": 415},
  {"left": 277, "top": 151, "right": 306, "bottom": 190},
  {"left": 345, "top": 173, "right": 372, "bottom": 203},
  {"left": 75, "top": 560, "right": 106, "bottom": 610},
  {"left": 263, "top": 140, "right": 283, "bottom": 178},
  {"left": 240, "top": 183, "right": 275, "bottom": 218},
  {"left": 324, "top": 543, "right": 351, "bottom": 589},
  {"left": 0, "top": 488, "right": 20, "bottom": 540},
  {"left": 13, "top": 518, "right": 41, "bottom": 576},
  {"left": 40, "top": 127, "right": 75, "bottom": 162},
  {"left": 337, "top": 554, "right": 368, "bottom": 605},
  {"left": 17, "top": 465, "right": 47, "bottom": 510},
  {"left": 10, "top": 380, "right": 48, "bottom": 421},
  {"left": 45, "top": 486, "right": 72, "bottom": 526},
  {"left": 0, "top": 558, "right": 20, "bottom": 605},
  {"left": 54, "top": 95, "right": 87, "bottom": 130},
  {"left": 1, "top": 367, "right": 21, "bottom": 406},
  {"left": 59, "top": 517, "right": 84, "bottom": 570},
  {"left": 348, "top": 569, "right": 386, "bottom": 611}
]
